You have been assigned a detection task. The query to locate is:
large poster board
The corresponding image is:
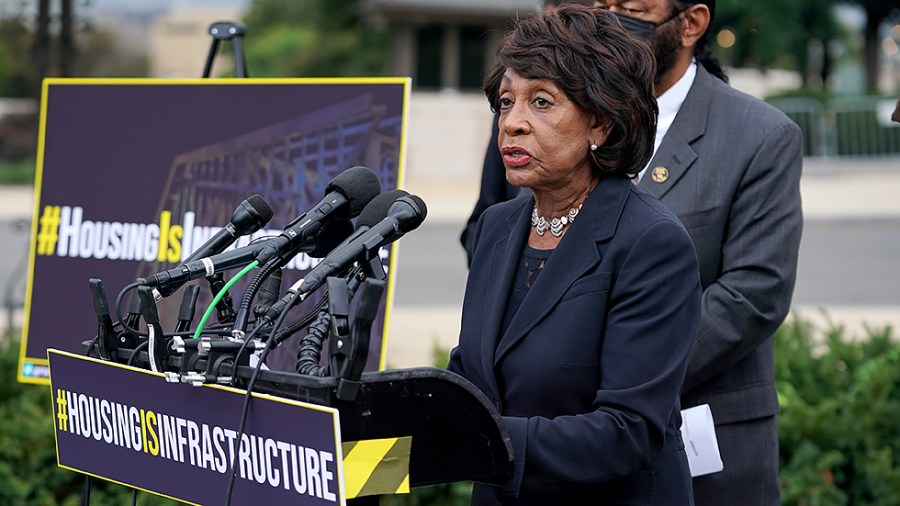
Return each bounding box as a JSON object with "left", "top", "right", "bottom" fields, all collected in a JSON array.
[{"left": 19, "top": 78, "right": 410, "bottom": 384}]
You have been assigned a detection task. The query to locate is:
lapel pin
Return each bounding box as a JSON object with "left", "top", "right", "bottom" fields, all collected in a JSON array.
[{"left": 651, "top": 166, "right": 669, "bottom": 184}]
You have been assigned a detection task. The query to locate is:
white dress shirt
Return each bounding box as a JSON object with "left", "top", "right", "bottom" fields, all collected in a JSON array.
[{"left": 637, "top": 60, "right": 698, "bottom": 183}]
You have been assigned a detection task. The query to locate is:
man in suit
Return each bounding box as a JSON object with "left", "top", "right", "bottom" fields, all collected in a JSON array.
[
  {"left": 595, "top": 1, "right": 803, "bottom": 503},
  {"left": 461, "top": 1, "right": 804, "bottom": 503}
]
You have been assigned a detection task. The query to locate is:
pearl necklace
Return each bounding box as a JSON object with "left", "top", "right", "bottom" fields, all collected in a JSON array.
[{"left": 531, "top": 204, "right": 582, "bottom": 237}]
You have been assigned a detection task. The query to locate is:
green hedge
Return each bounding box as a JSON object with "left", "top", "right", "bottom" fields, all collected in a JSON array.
[
  {"left": 2, "top": 314, "right": 899, "bottom": 504},
  {"left": 0, "top": 333, "right": 184, "bottom": 505},
  {"left": 0, "top": 158, "right": 35, "bottom": 185},
  {"left": 776, "top": 315, "right": 900, "bottom": 505}
]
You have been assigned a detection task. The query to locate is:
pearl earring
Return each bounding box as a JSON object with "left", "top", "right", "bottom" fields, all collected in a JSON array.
[{"left": 590, "top": 144, "right": 598, "bottom": 151}]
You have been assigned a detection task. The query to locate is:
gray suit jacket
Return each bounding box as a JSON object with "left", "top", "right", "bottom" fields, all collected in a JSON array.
[{"left": 639, "top": 66, "right": 803, "bottom": 426}]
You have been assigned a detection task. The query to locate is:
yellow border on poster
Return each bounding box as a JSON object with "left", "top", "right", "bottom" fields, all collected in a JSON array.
[
  {"left": 18, "top": 77, "right": 412, "bottom": 384},
  {"left": 48, "top": 348, "right": 347, "bottom": 505}
]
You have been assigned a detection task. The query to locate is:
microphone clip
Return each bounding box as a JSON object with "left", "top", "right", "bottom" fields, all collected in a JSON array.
[
  {"left": 327, "top": 276, "right": 385, "bottom": 402},
  {"left": 89, "top": 278, "right": 119, "bottom": 360}
]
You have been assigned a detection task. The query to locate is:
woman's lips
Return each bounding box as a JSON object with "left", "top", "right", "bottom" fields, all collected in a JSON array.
[{"left": 501, "top": 146, "right": 532, "bottom": 167}]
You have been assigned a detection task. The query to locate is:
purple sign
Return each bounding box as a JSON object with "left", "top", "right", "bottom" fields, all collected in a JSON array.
[
  {"left": 20, "top": 79, "right": 410, "bottom": 383},
  {"left": 49, "top": 349, "right": 345, "bottom": 505}
]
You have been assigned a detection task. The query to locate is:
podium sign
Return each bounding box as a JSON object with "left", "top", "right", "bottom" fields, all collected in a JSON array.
[{"left": 49, "top": 350, "right": 346, "bottom": 505}]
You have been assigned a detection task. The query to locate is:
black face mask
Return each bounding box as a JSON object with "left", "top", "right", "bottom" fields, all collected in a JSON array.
[
  {"left": 610, "top": 11, "right": 658, "bottom": 43},
  {"left": 610, "top": 9, "right": 684, "bottom": 44}
]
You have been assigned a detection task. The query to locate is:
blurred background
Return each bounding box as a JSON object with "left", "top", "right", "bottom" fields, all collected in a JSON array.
[{"left": 0, "top": 0, "right": 899, "bottom": 504}]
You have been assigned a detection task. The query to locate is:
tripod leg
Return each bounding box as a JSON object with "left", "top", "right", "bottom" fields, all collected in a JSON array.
[
  {"left": 201, "top": 38, "right": 220, "bottom": 78},
  {"left": 232, "top": 36, "right": 248, "bottom": 77}
]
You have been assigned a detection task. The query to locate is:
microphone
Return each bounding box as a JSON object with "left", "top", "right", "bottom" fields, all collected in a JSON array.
[
  {"left": 225, "top": 166, "right": 380, "bottom": 334},
  {"left": 297, "top": 193, "right": 426, "bottom": 296},
  {"left": 136, "top": 218, "right": 355, "bottom": 291},
  {"left": 309, "top": 218, "right": 355, "bottom": 258},
  {"left": 262, "top": 189, "right": 409, "bottom": 324},
  {"left": 156, "top": 194, "right": 273, "bottom": 297},
  {"left": 139, "top": 241, "right": 271, "bottom": 291},
  {"left": 253, "top": 165, "right": 381, "bottom": 267},
  {"left": 138, "top": 167, "right": 378, "bottom": 292},
  {"left": 187, "top": 194, "right": 273, "bottom": 263}
]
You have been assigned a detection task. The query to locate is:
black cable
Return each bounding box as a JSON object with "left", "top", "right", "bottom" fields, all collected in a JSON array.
[
  {"left": 224, "top": 290, "right": 301, "bottom": 505},
  {"left": 233, "top": 259, "right": 281, "bottom": 332},
  {"left": 294, "top": 268, "right": 366, "bottom": 375},
  {"left": 269, "top": 293, "right": 330, "bottom": 346},
  {"left": 228, "top": 318, "right": 267, "bottom": 388},
  {"left": 126, "top": 341, "right": 149, "bottom": 367},
  {"left": 227, "top": 287, "right": 328, "bottom": 386},
  {"left": 131, "top": 489, "right": 137, "bottom": 505},
  {"left": 295, "top": 311, "right": 330, "bottom": 376},
  {"left": 84, "top": 335, "right": 99, "bottom": 358},
  {"left": 115, "top": 282, "right": 147, "bottom": 338}
]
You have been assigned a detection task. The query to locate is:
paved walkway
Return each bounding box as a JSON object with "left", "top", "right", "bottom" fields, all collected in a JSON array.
[{"left": 0, "top": 186, "right": 33, "bottom": 220}]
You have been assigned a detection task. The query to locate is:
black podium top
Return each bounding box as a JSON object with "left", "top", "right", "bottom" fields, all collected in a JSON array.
[{"left": 243, "top": 365, "right": 514, "bottom": 488}]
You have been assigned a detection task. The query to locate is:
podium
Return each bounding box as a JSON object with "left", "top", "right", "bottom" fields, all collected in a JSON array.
[
  {"left": 235, "top": 365, "right": 514, "bottom": 489},
  {"left": 87, "top": 345, "right": 514, "bottom": 503}
]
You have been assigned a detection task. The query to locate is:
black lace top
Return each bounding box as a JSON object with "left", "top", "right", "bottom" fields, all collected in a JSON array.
[{"left": 500, "top": 245, "right": 554, "bottom": 338}]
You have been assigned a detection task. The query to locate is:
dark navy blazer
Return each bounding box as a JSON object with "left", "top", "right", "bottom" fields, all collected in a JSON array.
[{"left": 449, "top": 175, "right": 701, "bottom": 505}]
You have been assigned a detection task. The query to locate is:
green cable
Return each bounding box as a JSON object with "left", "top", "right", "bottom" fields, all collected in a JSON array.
[{"left": 193, "top": 260, "right": 259, "bottom": 339}]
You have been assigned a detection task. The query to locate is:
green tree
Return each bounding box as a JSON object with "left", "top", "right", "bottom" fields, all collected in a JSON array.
[
  {"left": 714, "top": 0, "right": 840, "bottom": 89},
  {"left": 71, "top": 26, "right": 150, "bottom": 79},
  {"left": 241, "top": 0, "right": 388, "bottom": 78},
  {"left": 844, "top": 0, "right": 900, "bottom": 92},
  {"left": 0, "top": 18, "right": 42, "bottom": 97},
  {"left": 0, "top": 16, "right": 149, "bottom": 98}
]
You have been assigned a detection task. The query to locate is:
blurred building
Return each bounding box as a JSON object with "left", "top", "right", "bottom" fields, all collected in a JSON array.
[
  {"left": 361, "top": 0, "right": 541, "bottom": 91},
  {"left": 149, "top": 5, "right": 243, "bottom": 78},
  {"left": 359, "top": 0, "right": 543, "bottom": 184}
]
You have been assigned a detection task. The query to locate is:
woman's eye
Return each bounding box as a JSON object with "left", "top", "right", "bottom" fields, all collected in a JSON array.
[
  {"left": 498, "top": 97, "right": 513, "bottom": 109},
  {"left": 534, "top": 97, "right": 550, "bottom": 108}
]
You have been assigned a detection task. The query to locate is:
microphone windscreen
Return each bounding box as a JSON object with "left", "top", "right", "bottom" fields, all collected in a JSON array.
[
  {"left": 358, "top": 189, "right": 409, "bottom": 229},
  {"left": 245, "top": 194, "right": 274, "bottom": 223},
  {"left": 309, "top": 218, "right": 355, "bottom": 258},
  {"left": 326, "top": 166, "right": 382, "bottom": 217}
]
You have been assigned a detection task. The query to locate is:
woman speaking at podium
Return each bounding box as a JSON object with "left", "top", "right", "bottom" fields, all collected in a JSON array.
[{"left": 448, "top": 5, "right": 701, "bottom": 504}]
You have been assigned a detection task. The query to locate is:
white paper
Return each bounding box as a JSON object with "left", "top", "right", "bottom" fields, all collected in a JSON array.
[{"left": 680, "top": 404, "right": 724, "bottom": 477}]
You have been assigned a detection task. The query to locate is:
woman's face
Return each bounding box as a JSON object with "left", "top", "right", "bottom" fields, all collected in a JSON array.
[{"left": 497, "top": 69, "right": 606, "bottom": 192}]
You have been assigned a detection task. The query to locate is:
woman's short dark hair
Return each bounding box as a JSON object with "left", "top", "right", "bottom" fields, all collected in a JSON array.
[{"left": 484, "top": 5, "right": 658, "bottom": 177}]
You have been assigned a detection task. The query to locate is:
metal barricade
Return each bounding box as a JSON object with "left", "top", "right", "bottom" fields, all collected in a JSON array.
[
  {"left": 830, "top": 96, "right": 900, "bottom": 157},
  {"left": 768, "top": 97, "right": 828, "bottom": 157},
  {"left": 1, "top": 217, "right": 29, "bottom": 337},
  {"left": 769, "top": 95, "right": 900, "bottom": 158}
]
